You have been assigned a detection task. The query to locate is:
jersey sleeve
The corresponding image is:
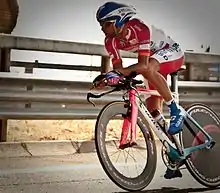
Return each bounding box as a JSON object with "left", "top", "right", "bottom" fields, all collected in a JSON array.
[
  {"left": 132, "top": 19, "right": 151, "bottom": 56},
  {"left": 104, "top": 37, "right": 122, "bottom": 65}
]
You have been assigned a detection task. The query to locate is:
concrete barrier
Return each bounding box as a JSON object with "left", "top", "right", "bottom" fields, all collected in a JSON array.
[
  {"left": 0, "top": 142, "right": 30, "bottom": 157},
  {"left": 0, "top": 138, "right": 158, "bottom": 158},
  {"left": 0, "top": 140, "right": 98, "bottom": 157}
]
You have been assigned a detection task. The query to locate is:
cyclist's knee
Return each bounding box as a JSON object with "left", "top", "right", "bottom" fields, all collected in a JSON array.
[
  {"left": 149, "top": 58, "right": 160, "bottom": 71},
  {"left": 141, "top": 59, "right": 160, "bottom": 75}
]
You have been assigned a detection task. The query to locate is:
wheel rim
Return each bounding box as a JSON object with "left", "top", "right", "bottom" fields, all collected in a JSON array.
[{"left": 95, "top": 101, "right": 157, "bottom": 191}]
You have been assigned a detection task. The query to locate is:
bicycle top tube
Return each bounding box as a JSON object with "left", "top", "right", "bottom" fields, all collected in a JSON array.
[
  {"left": 136, "top": 87, "right": 161, "bottom": 97},
  {"left": 130, "top": 85, "right": 180, "bottom": 102}
]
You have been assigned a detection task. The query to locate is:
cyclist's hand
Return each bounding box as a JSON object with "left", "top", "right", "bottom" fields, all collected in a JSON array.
[
  {"left": 92, "top": 70, "right": 124, "bottom": 89},
  {"left": 92, "top": 74, "right": 106, "bottom": 89},
  {"left": 106, "top": 70, "right": 123, "bottom": 86}
]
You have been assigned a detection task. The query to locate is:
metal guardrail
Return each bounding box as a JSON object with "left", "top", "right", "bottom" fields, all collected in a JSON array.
[
  {"left": 1, "top": 73, "right": 220, "bottom": 120},
  {"left": 1, "top": 34, "right": 220, "bottom": 83},
  {"left": 1, "top": 34, "right": 220, "bottom": 64}
]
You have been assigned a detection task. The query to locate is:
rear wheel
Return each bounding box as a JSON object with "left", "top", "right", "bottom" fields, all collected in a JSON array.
[
  {"left": 95, "top": 101, "right": 157, "bottom": 191},
  {"left": 181, "top": 103, "right": 220, "bottom": 187}
]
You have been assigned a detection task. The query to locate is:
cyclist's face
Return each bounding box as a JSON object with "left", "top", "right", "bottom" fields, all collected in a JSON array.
[{"left": 100, "top": 22, "right": 116, "bottom": 37}]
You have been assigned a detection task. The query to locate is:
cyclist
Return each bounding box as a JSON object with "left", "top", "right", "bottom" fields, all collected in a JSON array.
[{"left": 95, "top": 1, "right": 185, "bottom": 179}]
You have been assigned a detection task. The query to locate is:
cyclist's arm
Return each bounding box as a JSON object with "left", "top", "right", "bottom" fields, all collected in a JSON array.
[
  {"left": 137, "top": 38, "right": 151, "bottom": 67},
  {"left": 135, "top": 19, "right": 151, "bottom": 65},
  {"left": 118, "top": 21, "right": 151, "bottom": 76},
  {"left": 118, "top": 53, "right": 150, "bottom": 77},
  {"left": 104, "top": 37, "right": 123, "bottom": 72}
]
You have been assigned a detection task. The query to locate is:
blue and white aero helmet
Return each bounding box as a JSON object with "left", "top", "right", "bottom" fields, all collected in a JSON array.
[{"left": 96, "top": 2, "right": 137, "bottom": 27}]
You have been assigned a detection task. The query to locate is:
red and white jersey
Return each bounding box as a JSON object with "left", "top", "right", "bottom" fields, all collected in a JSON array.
[{"left": 105, "top": 18, "right": 176, "bottom": 65}]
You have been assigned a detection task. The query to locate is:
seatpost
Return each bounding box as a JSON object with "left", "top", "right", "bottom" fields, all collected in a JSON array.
[{"left": 170, "top": 72, "right": 179, "bottom": 104}]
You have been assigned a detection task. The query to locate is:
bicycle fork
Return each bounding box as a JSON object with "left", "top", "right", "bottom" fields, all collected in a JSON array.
[{"left": 119, "top": 90, "right": 138, "bottom": 149}]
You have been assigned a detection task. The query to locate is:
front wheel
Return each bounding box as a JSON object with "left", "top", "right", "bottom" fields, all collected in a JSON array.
[
  {"left": 181, "top": 103, "right": 220, "bottom": 188},
  {"left": 95, "top": 101, "right": 157, "bottom": 191}
]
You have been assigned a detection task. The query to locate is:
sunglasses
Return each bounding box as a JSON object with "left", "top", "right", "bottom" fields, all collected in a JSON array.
[{"left": 100, "top": 21, "right": 114, "bottom": 28}]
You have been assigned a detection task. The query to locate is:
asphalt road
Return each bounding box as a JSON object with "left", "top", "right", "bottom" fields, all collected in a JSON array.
[{"left": 0, "top": 145, "right": 219, "bottom": 193}]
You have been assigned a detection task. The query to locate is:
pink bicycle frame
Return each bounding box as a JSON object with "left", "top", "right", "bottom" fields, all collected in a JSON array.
[{"left": 119, "top": 86, "right": 161, "bottom": 147}]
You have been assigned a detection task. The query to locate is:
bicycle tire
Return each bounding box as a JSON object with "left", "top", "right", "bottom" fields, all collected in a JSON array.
[
  {"left": 180, "top": 103, "right": 220, "bottom": 188},
  {"left": 95, "top": 101, "right": 157, "bottom": 191}
]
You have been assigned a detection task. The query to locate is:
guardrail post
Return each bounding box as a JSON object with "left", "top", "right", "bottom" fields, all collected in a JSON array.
[
  {"left": 184, "top": 62, "right": 192, "bottom": 81},
  {"left": 0, "top": 48, "right": 10, "bottom": 141},
  {"left": 101, "top": 56, "right": 110, "bottom": 73},
  {"left": 0, "top": 48, "right": 11, "bottom": 72},
  {"left": 0, "top": 120, "right": 7, "bottom": 142},
  {"left": 24, "top": 60, "right": 36, "bottom": 108}
]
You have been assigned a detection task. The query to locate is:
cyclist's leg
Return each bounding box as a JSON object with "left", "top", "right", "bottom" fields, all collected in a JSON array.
[
  {"left": 150, "top": 45, "right": 185, "bottom": 179},
  {"left": 144, "top": 77, "right": 164, "bottom": 114},
  {"left": 145, "top": 95, "right": 163, "bottom": 113},
  {"left": 149, "top": 45, "right": 185, "bottom": 135}
]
